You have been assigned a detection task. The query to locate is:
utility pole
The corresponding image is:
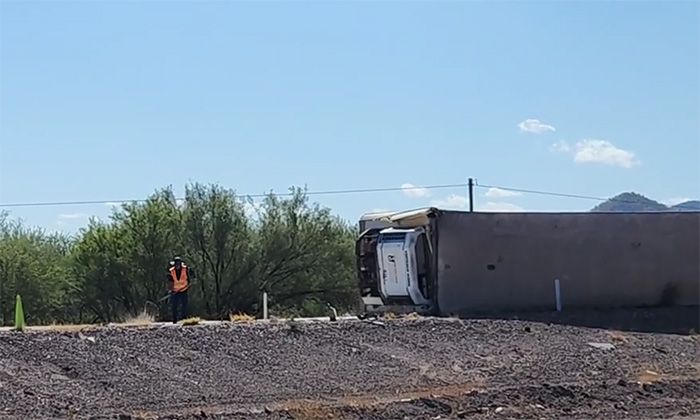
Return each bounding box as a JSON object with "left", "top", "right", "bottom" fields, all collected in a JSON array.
[{"left": 468, "top": 178, "right": 474, "bottom": 212}]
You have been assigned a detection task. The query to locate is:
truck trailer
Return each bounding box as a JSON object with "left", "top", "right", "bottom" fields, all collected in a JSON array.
[{"left": 355, "top": 207, "right": 700, "bottom": 317}]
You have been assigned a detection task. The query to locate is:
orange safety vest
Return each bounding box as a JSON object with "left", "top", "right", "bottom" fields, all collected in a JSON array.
[{"left": 170, "top": 264, "right": 189, "bottom": 293}]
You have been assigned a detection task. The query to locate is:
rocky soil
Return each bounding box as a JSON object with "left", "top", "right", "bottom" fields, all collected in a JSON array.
[{"left": 0, "top": 307, "right": 699, "bottom": 420}]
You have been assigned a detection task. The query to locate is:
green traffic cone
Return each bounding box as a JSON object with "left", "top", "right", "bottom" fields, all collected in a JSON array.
[{"left": 14, "top": 294, "right": 25, "bottom": 331}]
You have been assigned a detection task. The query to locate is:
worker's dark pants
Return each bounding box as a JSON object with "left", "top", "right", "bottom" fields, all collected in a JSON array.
[{"left": 171, "top": 291, "right": 188, "bottom": 323}]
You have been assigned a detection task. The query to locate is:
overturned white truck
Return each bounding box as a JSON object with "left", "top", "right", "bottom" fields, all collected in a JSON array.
[{"left": 355, "top": 207, "right": 700, "bottom": 317}]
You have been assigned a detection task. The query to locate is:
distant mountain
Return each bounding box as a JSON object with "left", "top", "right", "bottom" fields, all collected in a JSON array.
[
  {"left": 590, "top": 192, "right": 700, "bottom": 213},
  {"left": 669, "top": 200, "right": 700, "bottom": 212}
]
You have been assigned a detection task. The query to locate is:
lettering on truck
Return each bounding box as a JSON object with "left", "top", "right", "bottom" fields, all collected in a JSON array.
[
  {"left": 404, "top": 250, "right": 411, "bottom": 286},
  {"left": 382, "top": 255, "right": 388, "bottom": 282}
]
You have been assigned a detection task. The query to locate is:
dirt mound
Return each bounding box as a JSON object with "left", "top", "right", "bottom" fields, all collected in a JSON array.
[{"left": 0, "top": 309, "right": 699, "bottom": 419}]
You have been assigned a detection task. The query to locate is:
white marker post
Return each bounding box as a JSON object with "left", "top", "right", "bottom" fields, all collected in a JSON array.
[
  {"left": 554, "top": 279, "right": 562, "bottom": 312},
  {"left": 262, "top": 292, "right": 269, "bottom": 320}
]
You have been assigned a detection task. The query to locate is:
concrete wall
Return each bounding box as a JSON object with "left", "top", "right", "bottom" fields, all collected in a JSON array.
[{"left": 435, "top": 211, "right": 700, "bottom": 315}]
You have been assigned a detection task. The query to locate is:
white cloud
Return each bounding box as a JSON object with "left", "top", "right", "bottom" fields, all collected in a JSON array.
[
  {"left": 518, "top": 119, "right": 556, "bottom": 134},
  {"left": 573, "top": 139, "right": 638, "bottom": 168},
  {"left": 431, "top": 194, "right": 524, "bottom": 212},
  {"left": 550, "top": 139, "right": 638, "bottom": 169},
  {"left": 477, "top": 202, "right": 524, "bottom": 212},
  {"left": 549, "top": 140, "right": 571, "bottom": 153},
  {"left": 57, "top": 213, "right": 89, "bottom": 226},
  {"left": 485, "top": 187, "right": 522, "bottom": 198},
  {"left": 401, "top": 183, "right": 431, "bottom": 198},
  {"left": 58, "top": 213, "right": 88, "bottom": 220},
  {"left": 431, "top": 194, "right": 470, "bottom": 209}
]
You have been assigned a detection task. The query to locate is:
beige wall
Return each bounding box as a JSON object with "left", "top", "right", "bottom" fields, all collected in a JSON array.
[{"left": 436, "top": 211, "right": 700, "bottom": 315}]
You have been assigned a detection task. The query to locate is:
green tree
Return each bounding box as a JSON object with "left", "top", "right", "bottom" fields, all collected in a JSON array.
[
  {"left": 113, "top": 187, "right": 184, "bottom": 312},
  {"left": 0, "top": 212, "right": 77, "bottom": 325},
  {"left": 255, "top": 187, "right": 357, "bottom": 316},
  {"left": 183, "top": 182, "right": 256, "bottom": 318},
  {"left": 0, "top": 183, "right": 361, "bottom": 325},
  {"left": 71, "top": 218, "right": 131, "bottom": 322}
]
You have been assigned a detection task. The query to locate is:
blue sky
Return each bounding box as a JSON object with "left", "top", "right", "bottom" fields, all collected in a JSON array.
[{"left": 1, "top": 1, "right": 698, "bottom": 232}]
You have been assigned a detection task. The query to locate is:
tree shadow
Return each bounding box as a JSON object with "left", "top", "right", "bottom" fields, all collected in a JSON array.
[{"left": 461, "top": 305, "right": 700, "bottom": 335}]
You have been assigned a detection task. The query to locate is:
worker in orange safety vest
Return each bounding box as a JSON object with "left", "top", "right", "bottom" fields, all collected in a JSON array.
[{"left": 166, "top": 256, "right": 196, "bottom": 323}]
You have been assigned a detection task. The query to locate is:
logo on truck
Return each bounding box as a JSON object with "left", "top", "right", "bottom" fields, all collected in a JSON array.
[{"left": 387, "top": 254, "right": 399, "bottom": 283}]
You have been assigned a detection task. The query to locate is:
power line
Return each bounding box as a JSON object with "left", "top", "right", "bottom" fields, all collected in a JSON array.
[
  {"left": 0, "top": 183, "right": 469, "bottom": 209},
  {"left": 0, "top": 180, "right": 677, "bottom": 209},
  {"left": 474, "top": 183, "right": 663, "bottom": 206},
  {"left": 475, "top": 183, "right": 613, "bottom": 202}
]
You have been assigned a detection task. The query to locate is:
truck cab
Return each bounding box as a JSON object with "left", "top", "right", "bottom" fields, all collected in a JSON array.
[{"left": 356, "top": 208, "right": 438, "bottom": 316}]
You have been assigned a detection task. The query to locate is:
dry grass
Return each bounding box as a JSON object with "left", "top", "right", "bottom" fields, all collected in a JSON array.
[
  {"left": 381, "top": 312, "right": 397, "bottom": 320},
  {"left": 123, "top": 309, "right": 155, "bottom": 326},
  {"left": 632, "top": 364, "right": 700, "bottom": 384},
  {"left": 608, "top": 330, "right": 630, "bottom": 344},
  {"left": 229, "top": 313, "right": 255, "bottom": 323},
  {"left": 179, "top": 317, "right": 202, "bottom": 326},
  {"left": 344, "top": 383, "right": 482, "bottom": 405},
  {"left": 279, "top": 382, "right": 481, "bottom": 418},
  {"left": 37, "top": 323, "right": 97, "bottom": 332},
  {"left": 636, "top": 369, "right": 663, "bottom": 384},
  {"left": 285, "top": 400, "right": 337, "bottom": 420}
]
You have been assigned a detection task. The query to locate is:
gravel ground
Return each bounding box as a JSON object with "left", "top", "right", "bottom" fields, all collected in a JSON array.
[{"left": 0, "top": 307, "right": 698, "bottom": 420}]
